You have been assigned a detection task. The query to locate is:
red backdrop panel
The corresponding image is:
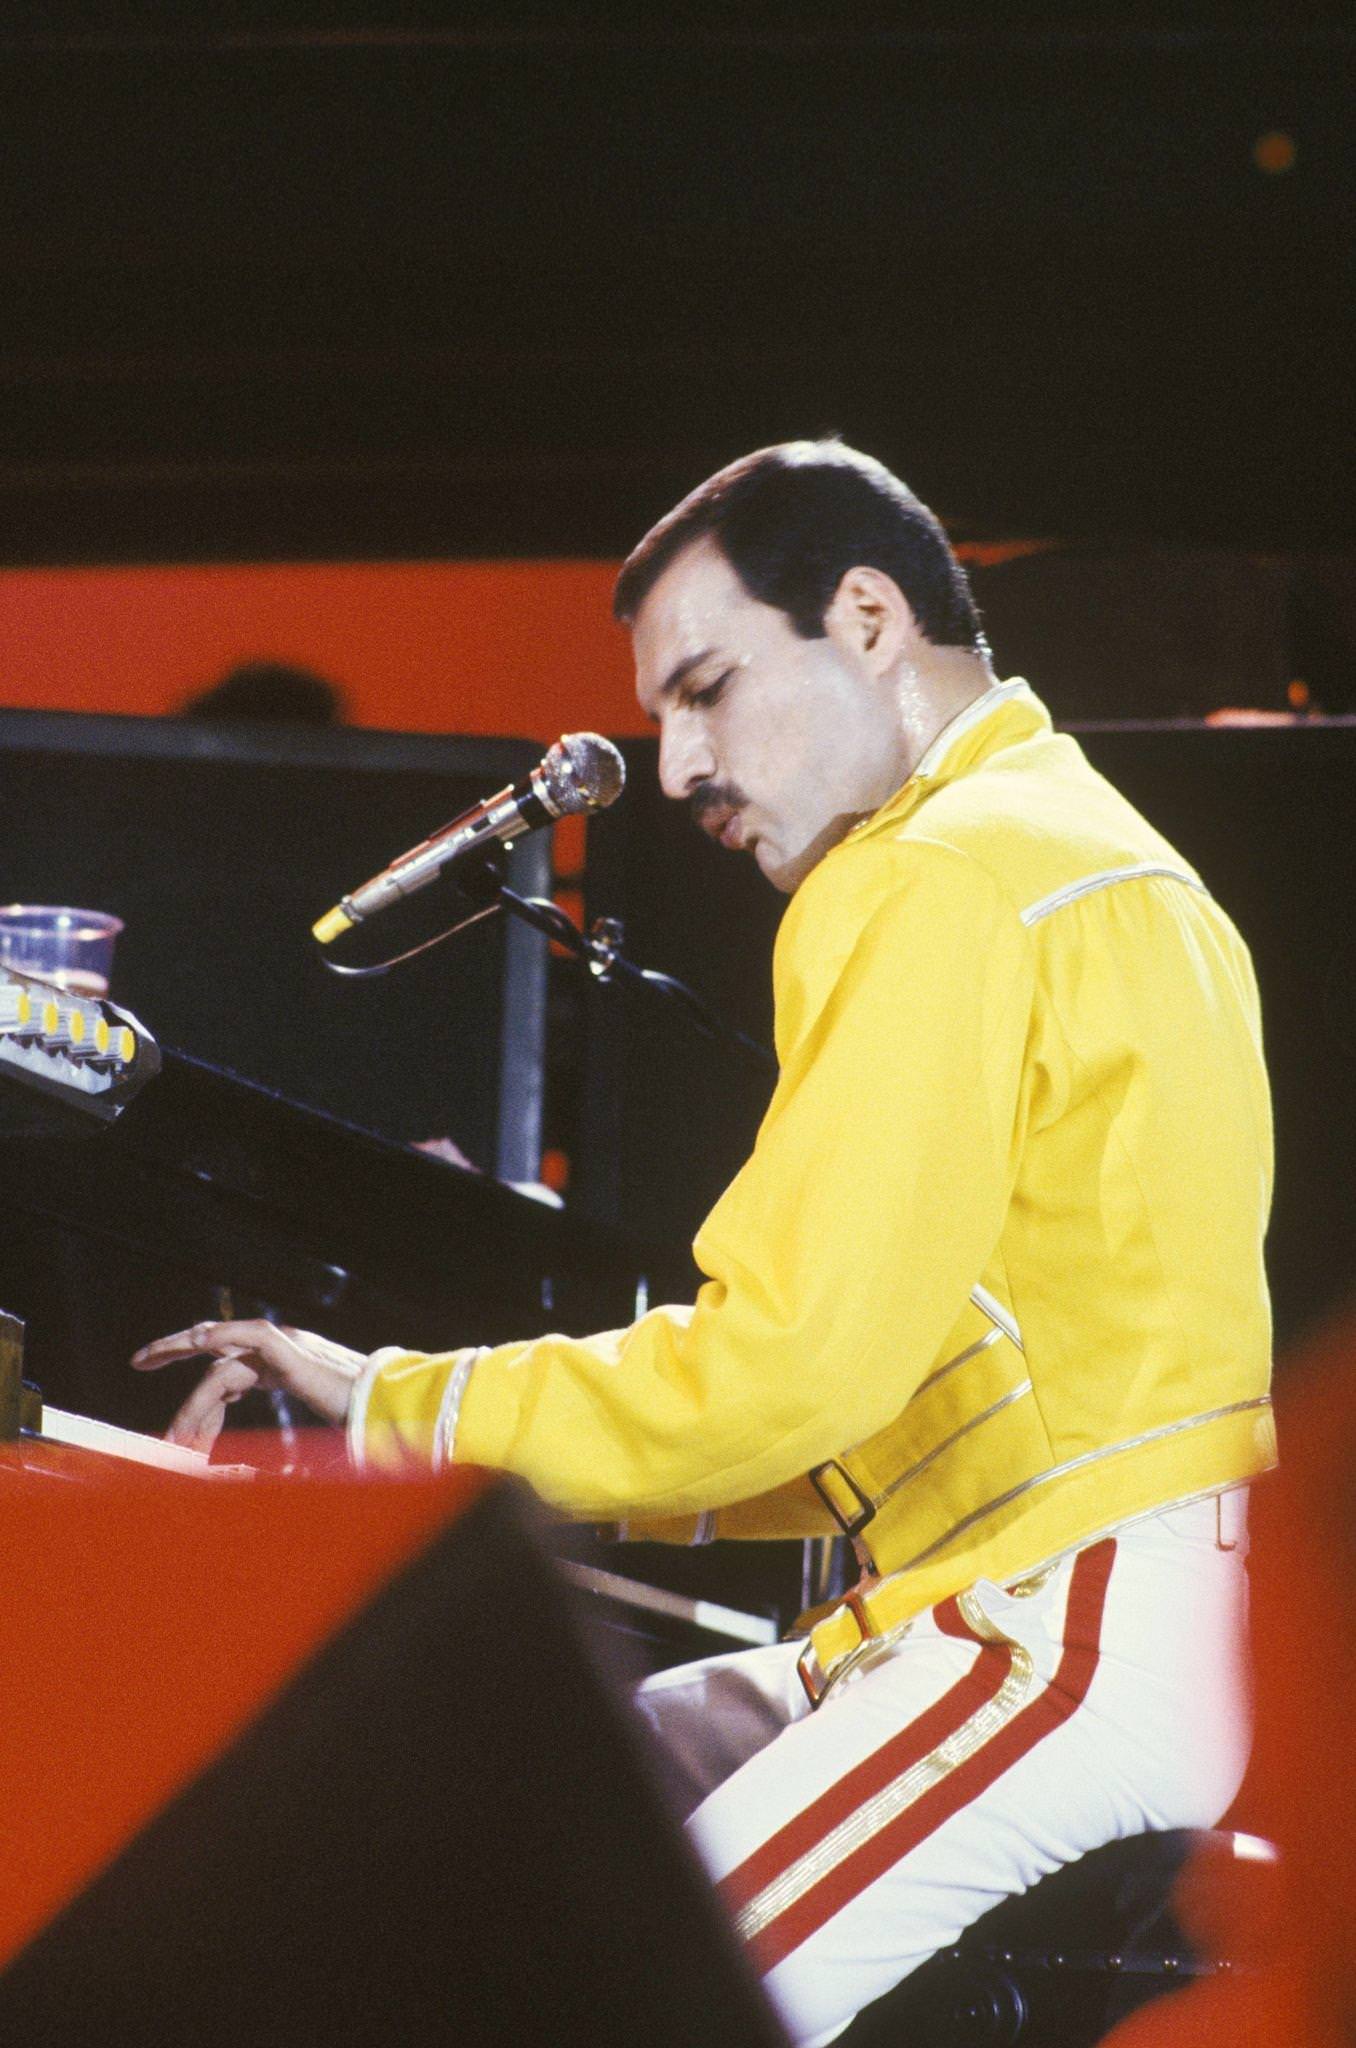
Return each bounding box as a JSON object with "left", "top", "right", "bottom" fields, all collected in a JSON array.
[{"left": 0, "top": 561, "right": 642, "bottom": 740}]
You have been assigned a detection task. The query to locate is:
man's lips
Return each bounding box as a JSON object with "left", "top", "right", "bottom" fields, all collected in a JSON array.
[{"left": 700, "top": 803, "right": 744, "bottom": 851}]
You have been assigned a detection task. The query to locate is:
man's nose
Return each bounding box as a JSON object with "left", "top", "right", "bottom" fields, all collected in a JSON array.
[{"left": 658, "top": 714, "right": 716, "bottom": 802}]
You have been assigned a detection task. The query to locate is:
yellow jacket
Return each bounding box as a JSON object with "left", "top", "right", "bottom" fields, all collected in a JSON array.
[{"left": 351, "top": 682, "right": 1275, "bottom": 1624}]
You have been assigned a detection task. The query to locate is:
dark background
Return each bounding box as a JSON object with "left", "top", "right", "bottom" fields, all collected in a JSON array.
[{"left": 0, "top": 3, "right": 1350, "bottom": 566}]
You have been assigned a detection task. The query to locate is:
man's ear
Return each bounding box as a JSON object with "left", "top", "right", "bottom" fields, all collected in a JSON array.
[{"left": 823, "top": 566, "right": 919, "bottom": 675}]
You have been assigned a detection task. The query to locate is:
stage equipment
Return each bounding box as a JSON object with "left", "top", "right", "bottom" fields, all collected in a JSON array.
[
  {"left": 474, "top": 876, "right": 776, "bottom": 1077},
  {"left": 0, "top": 1458, "right": 790, "bottom": 2047},
  {"left": 0, "top": 984, "right": 795, "bottom": 1656},
  {"left": 0, "top": 710, "right": 551, "bottom": 1182},
  {"left": 840, "top": 1828, "right": 1268, "bottom": 2047},
  {"left": 0, "top": 1004, "right": 685, "bottom": 1427},
  {"left": 0, "top": 962, "right": 156, "bottom": 1119},
  {"left": 312, "top": 729, "right": 625, "bottom": 944}
]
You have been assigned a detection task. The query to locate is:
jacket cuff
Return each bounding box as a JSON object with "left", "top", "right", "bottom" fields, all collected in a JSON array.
[
  {"left": 348, "top": 1346, "right": 484, "bottom": 1474},
  {"left": 345, "top": 1347, "right": 412, "bottom": 1473},
  {"left": 432, "top": 1348, "right": 485, "bottom": 1467}
]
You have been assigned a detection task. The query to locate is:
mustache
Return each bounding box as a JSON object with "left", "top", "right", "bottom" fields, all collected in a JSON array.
[{"left": 689, "top": 780, "right": 749, "bottom": 830}]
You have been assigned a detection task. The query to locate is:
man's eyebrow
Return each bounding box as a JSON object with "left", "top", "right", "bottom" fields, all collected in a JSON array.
[
  {"left": 660, "top": 648, "right": 716, "bottom": 700},
  {"left": 642, "top": 647, "right": 718, "bottom": 726}
]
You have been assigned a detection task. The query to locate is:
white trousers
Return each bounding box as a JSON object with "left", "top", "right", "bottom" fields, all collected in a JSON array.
[{"left": 635, "top": 1494, "right": 1251, "bottom": 2047}]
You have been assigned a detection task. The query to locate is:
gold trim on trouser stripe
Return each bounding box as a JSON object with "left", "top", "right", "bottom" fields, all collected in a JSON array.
[
  {"left": 735, "top": 1592, "right": 1035, "bottom": 1944},
  {"left": 1005, "top": 1561, "right": 1060, "bottom": 1599}
]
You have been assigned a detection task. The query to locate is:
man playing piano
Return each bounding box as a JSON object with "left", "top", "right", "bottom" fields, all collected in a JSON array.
[{"left": 135, "top": 441, "right": 1274, "bottom": 2047}]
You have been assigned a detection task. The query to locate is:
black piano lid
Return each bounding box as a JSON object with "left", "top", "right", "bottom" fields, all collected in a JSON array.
[{"left": 2, "top": 1045, "right": 694, "bottom": 1352}]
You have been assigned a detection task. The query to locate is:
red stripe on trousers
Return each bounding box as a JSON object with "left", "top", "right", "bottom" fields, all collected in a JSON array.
[
  {"left": 718, "top": 1594, "right": 1008, "bottom": 1920},
  {"left": 732, "top": 1539, "right": 1117, "bottom": 1977}
]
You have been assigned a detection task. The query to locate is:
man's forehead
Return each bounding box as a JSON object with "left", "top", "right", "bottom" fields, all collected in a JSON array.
[{"left": 637, "top": 536, "right": 749, "bottom": 636}]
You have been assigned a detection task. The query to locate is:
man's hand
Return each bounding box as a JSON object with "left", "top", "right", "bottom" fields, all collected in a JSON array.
[{"left": 131, "top": 1320, "right": 369, "bottom": 1453}]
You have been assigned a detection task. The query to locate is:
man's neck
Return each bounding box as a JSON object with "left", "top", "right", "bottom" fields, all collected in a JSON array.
[{"left": 893, "top": 648, "right": 996, "bottom": 785}]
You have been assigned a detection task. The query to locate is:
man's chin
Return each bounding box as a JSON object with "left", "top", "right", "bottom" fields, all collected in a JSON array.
[
  {"left": 756, "top": 820, "right": 855, "bottom": 894},
  {"left": 754, "top": 839, "right": 811, "bottom": 895}
]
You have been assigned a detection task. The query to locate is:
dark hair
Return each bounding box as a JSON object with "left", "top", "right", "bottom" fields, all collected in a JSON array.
[{"left": 613, "top": 440, "right": 984, "bottom": 651}]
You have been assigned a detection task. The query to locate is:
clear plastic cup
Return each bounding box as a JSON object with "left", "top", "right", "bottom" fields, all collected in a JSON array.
[{"left": 0, "top": 905, "right": 123, "bottom": 997}]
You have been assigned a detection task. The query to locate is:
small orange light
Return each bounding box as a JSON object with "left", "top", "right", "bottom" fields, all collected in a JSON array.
[
  {"left": 1287, "top": 678, "right": 1311, "bottom": 710},
  {"left": 1254, "top": 131, "right": 1297, "bottom": 175},
  {"left": 539, "top": 1148, "right": 571, "bottom": 1194},
  {"left": 550, "top": 886, "right": 585, "bottom": 959}
]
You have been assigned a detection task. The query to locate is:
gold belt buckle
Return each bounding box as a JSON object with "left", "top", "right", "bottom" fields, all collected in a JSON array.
[
  {"left": 795, "top": 1638, "right": 830, "bottom": 1708},
  {"left": 795, "top": 1585, "right": 880, "bottom": 1710}
]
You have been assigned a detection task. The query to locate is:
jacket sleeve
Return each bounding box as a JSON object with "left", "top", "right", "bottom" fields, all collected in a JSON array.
[{"left": 358, "top": 841, "right": 1036, "bottom": 1517}]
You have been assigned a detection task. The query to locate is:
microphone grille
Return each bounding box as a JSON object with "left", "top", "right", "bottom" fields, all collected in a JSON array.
[{"left": 540, "top": 732, "right": 627, "bottom": 815}]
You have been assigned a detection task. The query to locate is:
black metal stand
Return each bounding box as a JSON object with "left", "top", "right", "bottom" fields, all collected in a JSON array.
[
  {"left": 493, "top": 881, "right": 778, "bottom": 1079},
  {"left": 317, "top": 858, "right": 777, "bottom": 1080},
  {"left": 436, "top": 859, "right": 777, "bottom": 1079}
]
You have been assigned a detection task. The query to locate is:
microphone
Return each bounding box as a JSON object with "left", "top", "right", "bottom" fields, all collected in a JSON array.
[{"left": 311, "top": 731, "right": 626, "bottom": 945}]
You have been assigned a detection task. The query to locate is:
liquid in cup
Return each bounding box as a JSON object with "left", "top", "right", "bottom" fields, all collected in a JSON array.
[{"left": 0, "top": 906, "right": 123, "bottom": 998}]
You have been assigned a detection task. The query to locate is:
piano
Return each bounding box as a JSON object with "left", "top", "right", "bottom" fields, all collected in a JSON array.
[{"left": 0, "top": 964, "right": 789, "bottom": 1661}]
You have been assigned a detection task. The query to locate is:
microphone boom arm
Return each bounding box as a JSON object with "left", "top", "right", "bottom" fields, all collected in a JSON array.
[
  {"left": 316, "top": 862, "right": 777, "bottom": 1079},
  {"left": 486, "top": 879, "right": 778, "bottom": 1079}
]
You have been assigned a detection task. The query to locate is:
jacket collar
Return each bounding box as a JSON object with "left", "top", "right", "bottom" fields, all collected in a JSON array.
[{"left": 849, "top": 679, "right": 1050, "bottom": 843}]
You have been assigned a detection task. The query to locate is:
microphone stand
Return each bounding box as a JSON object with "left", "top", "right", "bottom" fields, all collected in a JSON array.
[
  {"left": 473, "top": 874, "right": 778, "bottom": 1081},
  {"left": 317, "top": 854, "right": 777, "bottom": 1080}
]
